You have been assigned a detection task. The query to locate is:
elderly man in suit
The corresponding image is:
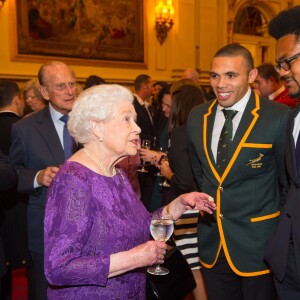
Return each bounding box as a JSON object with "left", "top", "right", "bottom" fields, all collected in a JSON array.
[
  {"left": 10, "top": 61, "right": 78, "bottom": 299},
  {"left": 187, "top": 43, "right": 289, "bottom": 300},
  {"left": 264, "top": 6, "right": 300, "bottom": 300}
]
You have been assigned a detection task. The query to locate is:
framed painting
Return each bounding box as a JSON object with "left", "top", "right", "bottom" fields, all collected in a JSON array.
[{"left": 11, "top": 0, "right": 146, "bottom": 68}]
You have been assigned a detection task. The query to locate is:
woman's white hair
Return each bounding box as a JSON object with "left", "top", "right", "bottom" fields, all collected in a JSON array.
[{"left": 68, "top": 84, "right": 133, "bottom": 144}]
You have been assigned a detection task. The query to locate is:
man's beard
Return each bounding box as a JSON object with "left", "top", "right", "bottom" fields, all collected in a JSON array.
[
  {"left": 289, "top": 85, "right": 300, "bottom": 99},
  {"left": 283, "top": 76, "right": 300, "bottom": 99}
]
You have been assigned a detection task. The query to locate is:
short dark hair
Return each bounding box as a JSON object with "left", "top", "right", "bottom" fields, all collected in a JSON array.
[
  {"left": 214, "top": 43, "right": 254, "bottom": 71},
  {"left": 84, "top": 75, "right": 106, "bottom": 89},
  {"left": 0, "top": 80, "right": 20, "bottom": 108},
  {"left": 269, "top": 6, "right": 300, "bottom": 40},
  {"left": 168, "top": 85, "right": 206, "bottom": 134},
  {"left": 153, "top": 81, "right": 169, "bottom": 90},
  {"left": 256, "top": 63, "right": 280, "bottom": 83},
  {"left": 134, "top": 74, "right": 151, "bottom": 91}
]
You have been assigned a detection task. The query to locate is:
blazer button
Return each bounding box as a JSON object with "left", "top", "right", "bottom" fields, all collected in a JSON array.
[
  {"left": 219, "top": 186, "right": 224, "bottom": 191},
  {"left": 219, "top": 214, "right": 224, "bottom": 219}
]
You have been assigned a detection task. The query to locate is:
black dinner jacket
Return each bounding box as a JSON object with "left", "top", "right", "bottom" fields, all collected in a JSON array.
[
  {"left": 0, "top": 112, "right": 20, "bottom": 155},
  {"left": 10, "top": 106, "right": 65, "bottom": 254},
  {"left": 133, "top": 96, "right": 155, "bottom": 144},
  {"left": 265, "top": 105, "right": 300, "bottom": 282},
  {"left": 0, "top": 151, "right": 17, "bottom": 278}
]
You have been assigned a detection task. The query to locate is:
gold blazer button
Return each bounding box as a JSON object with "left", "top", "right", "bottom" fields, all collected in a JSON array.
[
  {"left": 219, "top": 186, "right": 224, "bottom": 191},
  {"left": 219, "top": 214, "right": 224, "bottom": 219}
]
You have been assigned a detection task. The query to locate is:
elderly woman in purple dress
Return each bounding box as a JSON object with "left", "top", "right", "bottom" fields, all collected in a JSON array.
[{"left": 44, "top": 84, "right": 216, "bottom": 299}]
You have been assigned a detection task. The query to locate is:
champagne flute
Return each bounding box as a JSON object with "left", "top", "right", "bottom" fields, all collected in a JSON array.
[
  {"left": 138, "top": 139, "right": 151, "bottom": 173},
  {"left": 154, "top": 147, "right": 165, "bottom": 177},
  {"left": 147, "top": 212, "right": 174, "bottom": 275}
]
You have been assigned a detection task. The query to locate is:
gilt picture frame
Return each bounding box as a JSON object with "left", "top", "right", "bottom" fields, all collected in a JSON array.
[{"left": 11, "top": 0, "right": 146, "bottom": 68}]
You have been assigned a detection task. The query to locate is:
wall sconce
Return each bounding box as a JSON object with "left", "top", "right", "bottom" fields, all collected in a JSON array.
[
  {"left": 0, "top": 0, "right": 6, "bottom": 10},
  {"left": 155, "top": 0, "right": 174, "bottom": 45}
]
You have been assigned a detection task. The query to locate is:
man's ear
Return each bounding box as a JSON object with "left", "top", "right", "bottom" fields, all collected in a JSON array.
[
  {"left": 40, "top": 85, "right": 50, "bottom": 101},
  {"left": 248, "top": 68, "right": 258, "bottom": 84}
]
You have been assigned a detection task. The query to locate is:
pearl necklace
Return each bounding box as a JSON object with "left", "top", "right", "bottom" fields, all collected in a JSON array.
[{"left": 83, "top": 148, "right": 116, "bottom": 177}]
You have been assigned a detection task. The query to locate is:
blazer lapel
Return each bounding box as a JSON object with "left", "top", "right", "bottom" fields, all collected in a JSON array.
[
  {"left": 35, "top": 107, "right": 65, "bottom": 164},
  {"left": 221, "top": 92, "right": 260, "bottom": 183},
  {"left": 287, "top": 106, "right": 300, "bottom": 179},
  {"left": 203, "top": 100, "right": 221, "bottom": 182}
]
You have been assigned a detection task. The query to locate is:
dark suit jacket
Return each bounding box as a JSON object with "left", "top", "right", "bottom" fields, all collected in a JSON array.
[
  {"left": 168, "top": 125, "right": 198, "bottom": 200},
  {"left": 0, "top": 152, "right": 17, "bottom": 278},
  {"left": 133, "top": 96, "right": 155, "bottom": 144},
  {"left": 187, "top": 91, "right": 289, "bottom": 276},
  {"left": 265, "top": 105, "right": 300, "bottom": 281},
  {"left": 0, "top": 112, "right": 31, "bottom": 269},
  {"left": 10, "top": 107, "right": 65, "bottom": 254},
  {"left": 0, "top": 112, "right": 20, "bottom": 155}
]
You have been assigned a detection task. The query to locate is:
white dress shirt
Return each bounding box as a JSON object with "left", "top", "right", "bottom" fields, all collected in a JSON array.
[{"left": 211, "top": 87, "right": 252, "bottom": 162}]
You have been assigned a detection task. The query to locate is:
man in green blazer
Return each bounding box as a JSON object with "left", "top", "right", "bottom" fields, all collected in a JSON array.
[{"left": 187, "top": 43, "right": 290, "bottom": 300}]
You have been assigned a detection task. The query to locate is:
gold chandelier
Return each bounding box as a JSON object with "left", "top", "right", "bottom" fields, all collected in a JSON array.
[{"left": 0, "top": 0, "right": 6, "bottom": 10}]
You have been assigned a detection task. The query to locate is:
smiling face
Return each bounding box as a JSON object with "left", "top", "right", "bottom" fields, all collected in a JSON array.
[
  {"left": 101, "top": 102, "right": 141, "bottom": 159},
  {"left": 275, "top": 34, "right": 300, "bottom": 98},
  {"left": 161, "top": 93, "right": 172, "bottom": 118},
  {"left": 40, "top": 63, "right": 77, "bottom": 115},
  {"left": 210, "top": 55, "right": 258, "bottom": 107}
]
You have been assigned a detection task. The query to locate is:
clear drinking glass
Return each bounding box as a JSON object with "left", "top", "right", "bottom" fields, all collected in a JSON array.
[
  {"left": 154, "top": 147, "right": 165, "bottom": 177},
  {"left": 138, "top": 139, "right": 151, "bottom": 173},
  {"left": 159, "top": 155, "right": 171, "bottom": 187},
  {"left": 147, "top": 212, "right": 174, "bottom": 275}
]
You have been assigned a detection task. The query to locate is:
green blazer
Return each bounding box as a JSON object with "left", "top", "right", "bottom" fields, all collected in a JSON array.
[{"left": 187, "top": 91, "right": 289, "bottom": 276}]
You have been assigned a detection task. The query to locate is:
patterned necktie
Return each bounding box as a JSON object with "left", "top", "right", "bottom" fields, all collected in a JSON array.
[
  {"left": 60, "top": 115, "right": 76, "bottom": 160},
  {"left": 216, "top": 109, "right": 238, "bottom": 174}
]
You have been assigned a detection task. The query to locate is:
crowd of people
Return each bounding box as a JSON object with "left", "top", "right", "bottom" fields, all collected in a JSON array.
[{"left": 0, "top": 5, "right": 300, "bottom": 300}]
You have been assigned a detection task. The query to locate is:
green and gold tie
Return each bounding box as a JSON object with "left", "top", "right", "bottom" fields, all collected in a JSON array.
[{"left": 216, "top": 109, "right": 237, "bottom": 174}]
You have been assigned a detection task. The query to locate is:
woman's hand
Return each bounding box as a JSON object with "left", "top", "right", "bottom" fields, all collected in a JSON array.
[
  {"left": 139, "top": 149, "right": 157, "bottom": 163},
  {"left": 164, "top": 192, "right": 216, "bottom": 220},
  {"left": 140, "top": 149, "right": 165, "bottom": 166},
  {"left": 160, "top": 160, "right": 173, "bottom": 180},
  {"left": 132, "top": 240, "right": 167, "bottom": 267},
  {"left": 109, "top": 241, "right": 167, "bottom": 278}
]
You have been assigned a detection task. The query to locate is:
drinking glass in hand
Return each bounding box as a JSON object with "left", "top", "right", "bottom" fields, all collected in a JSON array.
[
  {"left": 147, "top": 212, "right": 174, "bottom": 275},
  {"left": 138, "top": 139, "right": 151, "bottom": 173},
  {"left": 154, "top": 147, "right": 165, "bottom": 177},
  {"left": 159, "top": 156, "right": 171, "bottom": 187}
]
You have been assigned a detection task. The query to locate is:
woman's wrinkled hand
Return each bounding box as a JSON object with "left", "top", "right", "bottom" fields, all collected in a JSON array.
[{"left": 133, "top": 240, "right": 167, "bottom": 267}]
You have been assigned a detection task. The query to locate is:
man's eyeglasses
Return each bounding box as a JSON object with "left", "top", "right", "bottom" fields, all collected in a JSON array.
[{"left": 274, "top": 51, "right": 300, "bottom": 72}]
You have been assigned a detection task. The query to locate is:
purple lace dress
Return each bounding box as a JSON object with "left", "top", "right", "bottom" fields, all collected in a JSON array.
[{"left": 44, "top": 161, "right": 151, "bottom": 299}]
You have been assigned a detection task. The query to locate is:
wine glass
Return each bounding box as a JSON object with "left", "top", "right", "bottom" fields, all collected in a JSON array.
[
  {"left": 138, "top": 139, "right": 151, "bottom": 173},
  {"left": 147, "top": 212, "right": 174, "bottom": 275},
  {"left": 159, "top": 156, "right": 171, "bottom": 187},
  {"left": 154, "top": 147, "right": 165, "bottom": 177}
]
